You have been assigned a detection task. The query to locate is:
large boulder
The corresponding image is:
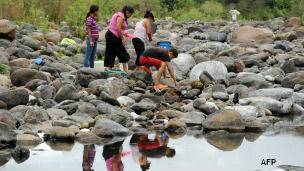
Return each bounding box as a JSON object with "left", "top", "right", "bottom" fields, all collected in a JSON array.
[
  {"left": 171, "top": 53, "right": 196, "bottom": 80},
  {"left": 189, "top": 61, "right": 228, "bottom": 81},
  {"left": 98, "top": 79, "right": 130, "bottom": 99},
  {"left": 239, "top": 97, "right": 283, "bottom": 114},
  {"left": 231, "top": 26, "right": 274, "bottom": 44},
  {"left": 0, "top": 89, "right": 29, "bottom": 108},
  {"left": 0, "top": 20, "right": 16, "bottom": 41},
  {"left": 202, "top": 110, "right": 245, "bottom": 131},
  {"left": 224, "top": 105, "right": 260, "bottom": 119},
  {"left": 10, "top": 68, "right": 48, "bottom": 86},
  {"left": 282, "top": 71, "right": 304, "bottom": 88},
  {"left": 92, "top": 119, "right": 132, "bottom": 137}
]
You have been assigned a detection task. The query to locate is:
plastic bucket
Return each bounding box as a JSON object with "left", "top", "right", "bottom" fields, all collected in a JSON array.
[{"left": 157, "top": 41, "right": 172, "bottom": 50}]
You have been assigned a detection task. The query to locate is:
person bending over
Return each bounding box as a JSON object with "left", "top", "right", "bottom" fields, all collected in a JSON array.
[{"left": 139, "top": 47, "right": 179, "bottom": 91}]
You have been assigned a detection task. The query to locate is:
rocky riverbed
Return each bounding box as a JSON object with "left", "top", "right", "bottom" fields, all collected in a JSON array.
[{"left": 0, "top": 17, "right": 304, "bottom": 169}]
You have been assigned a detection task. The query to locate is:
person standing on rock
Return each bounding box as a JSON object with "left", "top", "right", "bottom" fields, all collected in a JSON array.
[
  {"left": 132, "top": 11, "right": 155, "bottom": 70},
  {"left": 105, "top": 6, "right": 134, "bottom": 72},
  {"left": 229, "top": 8, "right": 240, "bottom": 24},
  {"left": 83, "top": 5, "right": 100, "bottom": 68},
  {"left": 139, "top": 47, "right": 179, "bottom": 91}
]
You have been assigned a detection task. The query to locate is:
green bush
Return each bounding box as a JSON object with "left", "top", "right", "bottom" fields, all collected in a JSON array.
[{"left": 0, "top": 64, "right": 9, "bottom": 74}]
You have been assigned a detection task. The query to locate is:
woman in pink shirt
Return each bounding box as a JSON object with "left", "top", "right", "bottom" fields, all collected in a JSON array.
[{"left": 105, "top": 6, "right": 134, "bottom": 72}]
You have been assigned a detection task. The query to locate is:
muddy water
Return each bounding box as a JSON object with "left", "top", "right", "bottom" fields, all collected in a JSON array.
[{"left": 1, "top": 133, "right": 304, "bottom": 171}]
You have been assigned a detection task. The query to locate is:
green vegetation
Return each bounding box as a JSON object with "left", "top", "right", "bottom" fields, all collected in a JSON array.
[
  {"left": 0, "top": 0, "right": 303, "bottom": 36},
  {"left": 0, "top": 64, "right": 9, "bottom": 74}
]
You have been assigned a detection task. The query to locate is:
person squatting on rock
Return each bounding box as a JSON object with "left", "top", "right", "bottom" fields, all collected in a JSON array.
[
  {"left": 83, "top": 5, "right": 100, "bottom": 68},
  {"left": 104, "top": 6, "right": 134, "bottom": 72},
  {"left": 139, "top": 47, "right": 179, "bottom": 91},
  {"left": 132, "top": 11, "right": 155, "bottom": 70}
]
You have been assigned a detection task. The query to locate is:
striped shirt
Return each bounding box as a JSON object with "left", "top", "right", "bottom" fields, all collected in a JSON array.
[{"left": 86, "top": 15, "right": 99, "bottom": 40}]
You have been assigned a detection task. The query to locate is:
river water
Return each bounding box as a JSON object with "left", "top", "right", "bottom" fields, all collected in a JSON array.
[{"left": 1, "top": 132, "right": 304, "bottom": 171}]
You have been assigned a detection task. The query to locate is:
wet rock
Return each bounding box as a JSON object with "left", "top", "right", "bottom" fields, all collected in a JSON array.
[
  {"left": 0, "top": 89, "right": 29, "bottom": 108},
  {"left": 203, "top": 110, "right": 245, "bottom": 131},
  {"left": 245, "top": 117, "right": 269, "bottom": 132},
  {"left": 0, "top": 122, "right": 17, "bottom": 143},
  {"left": 76, "top": 68, "right": 107, "bottom": 87},
  {"left": 11, "top": 68, "right": 48, "bottom": 86},
  {"left": 131, "top": 98, "right": 157, "bottom": 113},
  {"left": 46, "top": 108, "right": 68, "bottom": 120},
  {"left": 92, "top": 119, "right": 132, "bottom": 137},
  {"left": 282, "top": 71, "right": 304, "bottom": 88},
  {"left": 44, "top": 126, "right": 79, "bottom": 140},
  {"left": 190, "top": 61, "right": 228, "bottom": 81},
  {"left": 225, "top": 106, "right": 261, "bottom": 118},
  {"left": 54, "top": 84, "right": 79, "bottom": 103},
  {"left": 204, "top": 130, "right": 244, "bottom": 151},
  {"left": 248, "top": 88, "right": 294, "bottom": 101},
  {"left": 194, "top": 98, "right": 219, "bottom": 114},
  {"left": 0, "top": 19, "right": 16, "bottom": 41},
  {"left": 274, "top": 40, "right": 295, "bottom": 52},
  {"left": 171, "top": 53, "right": 196, "bottom": 80},
  {"left": 16, "top": 134, "right": 42, "bottom": 146},
  {"left": 165, "top": 119, "right": 187, "bottom": 139},
  {"left": 231, "top": 26, "right": 274, "bottom": 44},
  {"left": 99, "top": 91, "right": 120, "bottom": 106},
  {"left": 12, "top": 146, "right": 30, "bottom": 164}
]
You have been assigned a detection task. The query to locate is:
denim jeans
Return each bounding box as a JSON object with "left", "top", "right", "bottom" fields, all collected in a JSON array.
[{"left": 84, "top": 38, "right": 98, "bottom": 68}]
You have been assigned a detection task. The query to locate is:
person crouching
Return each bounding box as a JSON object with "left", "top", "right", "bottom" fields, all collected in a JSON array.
[{"left": 139, "top": 47, "right": 179, "bottom": 91}]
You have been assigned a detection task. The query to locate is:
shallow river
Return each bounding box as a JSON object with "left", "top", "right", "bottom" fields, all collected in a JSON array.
[{"left": 1, "top": 132, "right": 304, "bottom": 171}]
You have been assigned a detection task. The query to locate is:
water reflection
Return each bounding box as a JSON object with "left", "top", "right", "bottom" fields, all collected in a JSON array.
[{"left": 82, "top": 144, "right": 96, "bottom": 171}]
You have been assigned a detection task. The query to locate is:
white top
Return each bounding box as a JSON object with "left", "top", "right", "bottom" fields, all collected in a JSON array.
[
  {"left": 230, "top": 9, "right": 240, "bottom": 21},
  {"left": 134, "top": 20, "right": 147, "bottom": 42}
]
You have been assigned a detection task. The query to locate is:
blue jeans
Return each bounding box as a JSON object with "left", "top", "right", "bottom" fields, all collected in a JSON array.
[{"left": 84, "top": 38, "right": 98, "bottom": 68}]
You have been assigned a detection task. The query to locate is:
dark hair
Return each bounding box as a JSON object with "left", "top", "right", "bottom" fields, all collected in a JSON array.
[
  {"left": 140, "top": 163, "right": 151, "bottom": 171},
  {"left": 144, "top": 10, "right": 155, "bottom": 21},
  {"left": 121, "top": 5, "right": 134, "bottom": 23},
  {"left": 169, "top": 48, "right": 179, "bottom": 58},
  {"left": 85, "top": 5, "right": 99, "bottom": 22},
  {"left": 165, "top": 148, "right": 176, "bottom": 158}
]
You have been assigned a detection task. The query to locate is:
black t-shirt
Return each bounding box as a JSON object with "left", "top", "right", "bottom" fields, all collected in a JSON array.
[{"left": 142, "top": 48, "right": 171, "bottom": 62}]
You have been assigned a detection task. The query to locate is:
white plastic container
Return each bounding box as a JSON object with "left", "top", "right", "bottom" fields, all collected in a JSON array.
[{"left": 94, "top": 61, "right": 104, "bottom": 71}]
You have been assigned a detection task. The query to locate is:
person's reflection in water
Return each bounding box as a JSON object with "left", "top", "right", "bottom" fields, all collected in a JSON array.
[
  {"left": 103, "top": 140, "right": 130, "bottom": 171},
  {"left": 130, "top": 134, "right": 151, "bottom": 171},
  {"left": 82, "top": 144, "right": 96, "bottom": 171}
]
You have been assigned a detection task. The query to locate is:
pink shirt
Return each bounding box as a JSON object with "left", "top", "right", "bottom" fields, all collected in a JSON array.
[{"left": 108, "top": 12, "right": 128, "bottom": 37}]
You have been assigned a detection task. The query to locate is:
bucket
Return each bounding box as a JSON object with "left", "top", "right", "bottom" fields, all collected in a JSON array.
[
  {"left": 157, "top": 41, "right": 172, "bottom": 50},
  {"left": 94, "top": 61, "right": 104, "bottom": 71}
]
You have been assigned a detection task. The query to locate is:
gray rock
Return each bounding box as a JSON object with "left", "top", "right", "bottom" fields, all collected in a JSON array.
[
  {"left": 281, "top": 60, "right": 298, "bottom": 74},
  {"left": 225, "top": 105, "right": 260, "bottom": 118},
  {"left": 36, "top": 85, "right": 56, "bottom": 100},
  {"left": 291, "top": 93, "right": 304, "bottom": 107},
  {"left": 44, "top": 127, "right": 78, "bottom": 140},
  {"left": 22, "top": 36, "right": 41, "bottom": 50},
  {"left": 25, "top": 79, "right": 48, "bottom": 91},
  {"left": 76, "top": 102, "right": 98, "bottom": 118},
  {"left": 282, "top": 71, "right": 304, "bottom": 88},
  {"left": 23, "top": 107, "right": 49, "bottom": 124},
  {"left": 0, "top": 122, "right": 16, "bottom": 143},
  {"left": 11, "top": 68, "right": 48, "bottom": 86},
  {"left": 88, "top": 79, "right": 108, "bottom": 88},
  {"left": 248, "top": 88, "right": 294, "bottom": 100},
  {"left": 208, "top": 32, "right": 227, "bottom": 42},
  {"left": 0, "top": 89, "right": 29, "bottom": 108},
  {"left": 117, "top": 96, "right": 135, "bottom": 106},
  {"left": 274, "top": 40, "right": 295, "bottom": 52},
  {"left": 92, "top": 119, "right": 132, "bottom": 137},
  {"left": 181, "top": 89, "right": 201, "bottom": 99},
  {"left": 54, "top": 84, "right": 79, "bottom": 103},
  {"left": 0, "top": 49, "right": 9, "bottom": 65},
  {"left": 17, "top": 134, "right": 42, "bottom": 146},
  {"left": 46, "top": 108, "right": 68, "bottom": 120},
  {"left": 203, "top": 110, "right": 245, "bottom": 131},
  {"left": 99, "top": 91, "right": 120, "bottom": 106},
  {"left": 212, "top": 84, "right": 228, "bottom": 100},
  {"left": 131, "top": 98, "right": 157, "bottom": 113},
  {"left": 98, "top": 79, "right": 130, "bottom": 99},
  {"left": 76, "top": 67, "right": 107, "bottom": 87},
  {"left": 237, "top": 72, "right": 270, "bottom": 89},
  {"left": 0, "top": 110, "right": 16, "bottom": 128},
  {"left": 245, "top": 117, "right": 269, "bottom": 132},
  {"left": 189, "top": 61, "right": 228, "bottom": 81},
  {"left": 0, "top": 75, "right": 11, "bottom": 89},
  {"left": 0, "top": 39, "right": 10, "bottom": 48},
  {"left": 239, "top": 97, "right": 283, "bottom": 114},
  {"left": 260, "top": 67, "right": 285, "bottom": 82},
  {"left": 182, "top": 111, "right": 206, "bottom": 126},
  {"left": 171, "top": 53, "right": 196, "bottom": 80},
  {"left": 159, "top": 109, "right": 185, "bottom": 119}
]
